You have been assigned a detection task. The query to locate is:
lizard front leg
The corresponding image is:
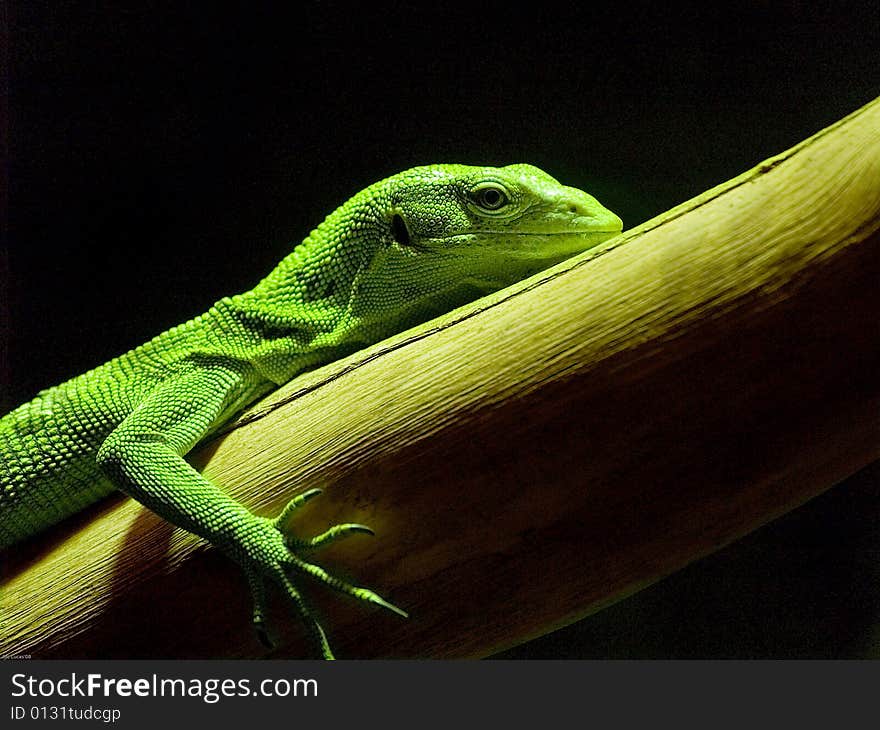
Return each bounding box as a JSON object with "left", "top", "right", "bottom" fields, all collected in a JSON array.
[{"left": 95, "top": 361, "right": 405, "bottom": 658}]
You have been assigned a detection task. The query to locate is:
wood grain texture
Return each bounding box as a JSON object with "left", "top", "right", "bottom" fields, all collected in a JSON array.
[{"left": 2, "top": 96, "right": 879, "bottom": 659}]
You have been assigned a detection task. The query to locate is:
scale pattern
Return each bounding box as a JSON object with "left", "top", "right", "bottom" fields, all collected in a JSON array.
[{"left": 0, "top": 163, "right": 622, "bottom": 657}]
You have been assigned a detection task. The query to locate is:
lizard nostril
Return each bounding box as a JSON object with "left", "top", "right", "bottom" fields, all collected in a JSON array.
[{"left": 569, "top": 204, "right": 578, "bottom": 213}]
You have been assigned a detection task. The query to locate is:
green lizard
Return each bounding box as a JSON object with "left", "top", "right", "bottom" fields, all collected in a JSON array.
[{"left": 0, "top": 163, "right": 622, "bottom": 658}]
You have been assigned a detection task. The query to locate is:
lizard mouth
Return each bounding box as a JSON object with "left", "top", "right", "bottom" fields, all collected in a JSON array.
[
  {"left": 430, "top": 227, "right": 621, "bottom": 242},
  {"left": 427, "top": 228, "right": 622, "bottom": 258},
  {"left": 480, "top": 228, "right": 622, "bottom": 235},
  {"left": 503, "top": 230, "right": 621, "bottom": 259}
]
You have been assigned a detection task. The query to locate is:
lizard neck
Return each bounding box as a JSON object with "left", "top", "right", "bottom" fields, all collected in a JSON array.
[{"left": 205, "top": 199, "right": 387, "bottom": 384}]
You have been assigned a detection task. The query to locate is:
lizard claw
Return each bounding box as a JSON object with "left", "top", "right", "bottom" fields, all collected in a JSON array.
[
  {"left": 285, "top": 553, "right": 409, "bottom": 620},
  {"left": 363, "top": 591, "right": 409, "bottom": 619},
  {"left": 255, "top": 620, "right": 274, "bottom": 649},
  {"left": 286, "top": 522, "right": 375, "bottom": 551},
  {"left": 272, "top": 488, "right": 323, "bottom": 531},
  {"left": 274, "top": 488, "right": 377, "bottom": 552}
]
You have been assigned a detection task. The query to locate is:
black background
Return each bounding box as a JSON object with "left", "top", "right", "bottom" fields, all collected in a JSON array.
[{"left": 3, "top": 1, "right": 880, "bottom": 657}]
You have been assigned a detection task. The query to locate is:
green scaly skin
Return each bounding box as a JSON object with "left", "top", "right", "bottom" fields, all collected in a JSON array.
[{"left": 0, "top": 164, "right": 622, "bottom": 658}]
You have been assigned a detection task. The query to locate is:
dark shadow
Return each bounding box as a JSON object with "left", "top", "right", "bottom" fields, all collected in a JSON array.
[
  {"left": 1, "top": 491, "right": 127, "bottom": 580},
  {"left": 494, "top": 460, "right": 880, "bottom": 659}
]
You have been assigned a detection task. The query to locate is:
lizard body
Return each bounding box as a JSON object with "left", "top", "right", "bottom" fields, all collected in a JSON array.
[{"left": 0, "top": 163, "right": 622, "bottom": 657}]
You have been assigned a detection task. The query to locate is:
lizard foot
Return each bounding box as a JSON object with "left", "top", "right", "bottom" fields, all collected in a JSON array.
[{"left": 241, "top": 490, "right": 407, "bottom": 659}]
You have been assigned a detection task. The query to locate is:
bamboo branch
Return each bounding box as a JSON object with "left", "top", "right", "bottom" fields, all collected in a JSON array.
[{"left": 2, "top": 97, "right": 879, "bottom": 659}]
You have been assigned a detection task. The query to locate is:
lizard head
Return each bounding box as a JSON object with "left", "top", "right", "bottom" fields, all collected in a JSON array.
[
  {"left": 347, "top": 163, "right": 622, "bottom": 325},
  {"left": 385, "top": 163, "right": 621, "bottom": 262},
  {"left": 271, "top": 164, "right": 622, "bottom": 345}
]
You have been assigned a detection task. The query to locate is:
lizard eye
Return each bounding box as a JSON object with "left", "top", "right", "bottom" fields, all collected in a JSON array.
[{"left": 470, "top": 183, "right": 510, "bottom": 212}]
